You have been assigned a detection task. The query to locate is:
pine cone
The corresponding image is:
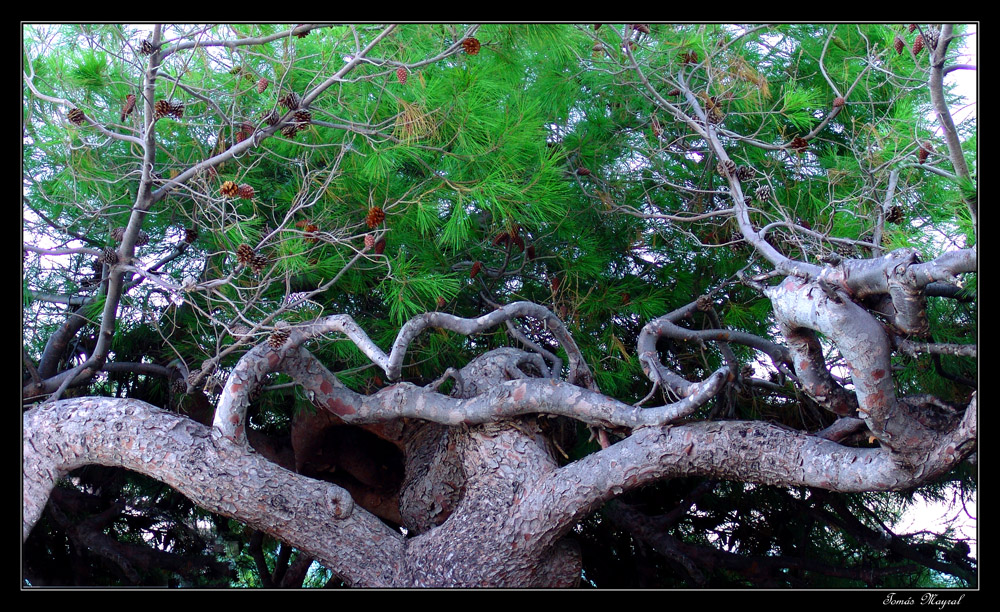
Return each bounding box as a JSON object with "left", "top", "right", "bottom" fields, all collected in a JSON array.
[
  {"left": 68, "top": 108, "right": 86, "bottom": 125},
  {"left": 281, "top": 124, "right": 299, "bottom": 138},
  {"left": 893, "top": 36, "right": 905, "bottom": 55},
  {"left": 256, "top": 77, "right": 269, "bottom": 93},
  {"left": 249, "top": 254, "right": 269, "bottom": 274},
  {"left": 236, "top": 244, "right": 254, "bottom": 264},
  {"left": 912, "top": 34, "right": 924, "bottom": 55},
  {"left": 575, "top": 167, "right": 591, "bottom": 176},
  {"left": 303, "top": 223, "right": 319, "bottom": 243},
  {"left": 120, "top": 93, "right": 136, "bottom": 121},
  {"left": 135, "top": 231, "right": 150, "bottom": 246},
  {"left": 790, "top": 137, "right": 809, "bottom": 153},
  {"left": 111, "top": 227, "right": 126, "bottom": 243},
  {"left": 462, "top": 37, "right": 481, "bottom": 55},
  {"left": 279, "top": 92, "right": 301, "bottom": 110},
  {"left": 237, "top": 184, "right": 255, "bottom": 199},
  {"left": 262, "top": 109, "right": 281, "bottom": 126},
  {"left": 754, "top": 184, "right": 772, "bottom": 202},
  {"left": 470, "top": 261, "right": 483, "bottom": 278},
  {"left": 168, "top": 101, "right": 184, "bottom": 119},
  {"left": 733, "top": 165, "right": 754, "bottom": 182},
  {"left": 925, "top": 30, "right": 939, "bottom": 53},
  {"left": 886, "top": 205, "right": 904, "bottom": 224},
  {"left": 230, "top": 323, "right": 251, "bottom": 340},
  {"left": 364, "top": 234, "right": 375, "bottom": 250},
  {"left": 366, "top": 207, "right": 386, "bottom": 228},
  {"left": 716, "top": 160, "right": 737, "bottom": 178},
  {"left": 139, "top": 39, "right": 154, "bottom": 56},
  {"left": 374, "top": 238, "right": 386, "bottom": 254},
  {"left": 833, "top": 96, "right": 846, "bottom": 108},
  {"left": 918, "top": 141, "right": 933, "bottom": 164},
  {"left": 184, "top": 227, "right": 199, "bottom": 244},
  {"left": 293, "top": 109, "right": 311, "bottom": 126},
  {"left": 268, "top": 328, "right": 290, "bottom": 349},
  {"left": 220, "top": 181, "right": 239, "bottom": 198},
  {"left": 154, "top": 100, "right": 171, "bottom": 119},
  {"left": 396, "top": 67, "right": 408, "bottom": 84},
  {"left": 101, "top": 247, "right": 119, "bottom": 265},
  {"left": 909, "top": 24, "right": 918, "bottom": 33}
]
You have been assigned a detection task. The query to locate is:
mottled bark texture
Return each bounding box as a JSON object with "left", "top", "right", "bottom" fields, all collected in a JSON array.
[{"left": 23, "top": 298, "right": 975, "bottom": 587}]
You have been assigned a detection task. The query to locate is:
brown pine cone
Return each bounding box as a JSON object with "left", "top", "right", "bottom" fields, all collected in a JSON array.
[
  {"left": 237, "top": 184, "right": 255, "bottom": 199},
  {"left": 280, "top": 92, "right": 301, "bottom": 110},
  {"left": 249, "top": 254, "right": 269, "bottom": 274},
  {"left": 462, "top": 37, "right": 481, "bottom": 55},
  {"left": 716, "top": 160, "right": 737, "bottom": 178},
  {"left": 262, "top": 109, "right": 281, "bottom": 126},
  {"left": 267, "top": 328, "right": 290, "bottom": 349},
  {"left": 102, "top": 247, "right": 119, "bottom": 265},
  {"left": 366, "top": 207, "right": 386, "bottom": 228},
  {"left": 154, "top": 100, "right": 171, "bottom": 119},
  {"left": 120, "top": 93, "right": 136, "bottom": 121},
  {"left": 236, "top": 244, "right": 254, "bottom": 264}
]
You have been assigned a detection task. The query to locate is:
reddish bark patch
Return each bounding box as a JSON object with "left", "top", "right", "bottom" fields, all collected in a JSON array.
[
  {"left": 512, "top": 384, "right": 526, "bottom": 402},
  {"left": 230, "top": 382, "right": 243, "bottom": 394},
  {"left": 871, "top": 369, "right": 886, "bottom": 381},
  {"left": 267, "top": 352, "right": 281, "bottom": 367},
  {"left": 320, "top": 378, "right": 333, "bottom": 394},
  {"left": 326, "top": 397, "right": 356, "bottom": 416}
]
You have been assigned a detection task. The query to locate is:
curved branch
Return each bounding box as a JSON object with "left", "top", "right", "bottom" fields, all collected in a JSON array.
[
  {"left": 216, "top": 343, "right": 728, "bottom": 443},
  {"left": 767, "top": 276, "right": 977, "bottom": 465},
  {"left": 23, "top": 397, "right": 402, "bottom": 586}
]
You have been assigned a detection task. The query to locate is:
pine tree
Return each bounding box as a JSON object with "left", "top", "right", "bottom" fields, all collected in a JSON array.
[{"left": 23, "top": 23, "right": 977, "bottom": 589}]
